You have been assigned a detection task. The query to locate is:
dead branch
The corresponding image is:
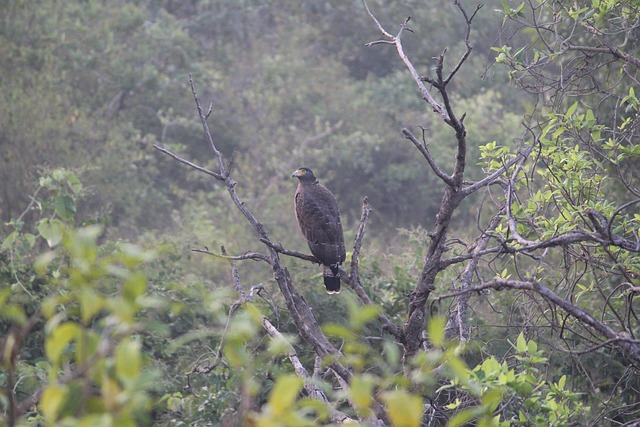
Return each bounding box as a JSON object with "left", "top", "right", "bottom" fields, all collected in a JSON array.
[
  {"left": 462, "top": 144, "right": 534, "bottom": 196},
  {"left": 346, "top": 197, "right": 403, "bottom": 341},
  {"left": 363, "top": 0, "right": 451, "bottom": 124},
  {"left": 349, "top": 196, "right": 370, "bottom": 286},
  {"left": 443, "top": 2, "right": 483, "bottom": 86},
  {"left": 153, "top": 144, "right": 223, "bottom": 180},
  {"left": 445, "top": 210, "right": 504, "bottom": 342},
  {"left": 156, "top": 75, "right": 389, "bottom": 423},
  {"left": 362, "top": 0, "right": 474, "bottom": 363},
  {"left": 260, "top": 317, "right": 355, "bottom": 424},
  {"left": 192, "top": 247, "right": 270, "bottom": 263},
  {"left": 259, "top": 239, "right": 319, "bottom": 264},
  {"left": 402, "top": 128, "right": 455, "bottom": 187},
  {"left": 436, "top": 278, "right": 640, "bottom": 365}
]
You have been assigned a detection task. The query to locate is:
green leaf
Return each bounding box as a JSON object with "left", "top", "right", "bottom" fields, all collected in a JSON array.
[
  {"left": 383, "top": 340, "right": 400, "bottom": 368},
  {"left": 268, "top": 374, "right": 303, "bottom": 416},
  {"left": 482, "top": 388, "right": 503, "bottom": 412},
  {"left": 445, "top": 398, "right": 461, "bottom": 410},
  {"left": 552, "top": 126, "right": 566, "bottom": 140},
  {"left": 35, "top": 251, "right": 58, "bottom": 275},
  {"left": 55, "top": 195, "right": 76, "bottom": 221},
  {"left": 76, "top": 330, "right": 99, "bottom": 365},
  {"left": 52, "top": 169, "right": 68, "bottom": 183},
  {"left": 37, "top": 218, "right": 64, "bottom": 247},
  {"left": 382, "top": 390, "right": 423, "bottom": 427},
  {"left": 41, "top": 385, "right": 67, "bottom": 422},
  {"left": 79, "top": 288, "right": 106, "bottom": 324},
  {"left": 350, "top": 375, "right": 375, "bottom": 415},
  {"left": 585, "top": 109, "right": 595, "bottom": 125},
  {"left": 78, "top": 414, "right": 113, "bottom": 427},
  {"left": 428, "top": 315, "right": 447, "bottom": 347},
  {"left": 447, "top": 407, "right": 480, "bottom": 427},
  {"left": 351, "top": 304, "right": 382, "bottom": 330},
  {"left": 565, "top": 101, "right": 579, "bottom": 118},
  {"left": 516, "top": 332, "right": 527, "bottom": 353},
  {"left": 66, "top": 172, "right": 83, "bottom": 195},
  {"left": 557, "top": 375, "right": 566, "bottom": 390},
  {"left": 123, "top": 272, "right": 147, "bottom": 303},
  {"left": 448, "top": 356, "right": 474, "bottom": 391},
  {"left": 46, "top": 322, "right": 81, "bottom": 364},
  {"left": 116, "top": 338, "right": 141, "bottom": 383},
  {"left": 323, "top": 323, "right": 358, "bottom": 340},
  {"left": 1, "top": 230, "right": 18, "bottom": 250},
  {"left": 267, "top": 332, "right": 295, "bottom": 356}
]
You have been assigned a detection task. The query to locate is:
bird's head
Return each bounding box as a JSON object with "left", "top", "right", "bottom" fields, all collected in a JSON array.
[{"left": 292, "top": 167, "right": 317, "bottom": 183}]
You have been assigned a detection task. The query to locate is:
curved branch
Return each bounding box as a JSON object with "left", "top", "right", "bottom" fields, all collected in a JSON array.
[
  {"left": 437, "top": 278, "right": 640, "bottom": 365},
  {"left": 349, "top": 197, "right": 370, "bottom": 287},
  {"left": 363, "top": 0, "right": 475, "bottom": 362},
  {"left": 260, "top": 317, "right": 355, "bottom": 424},
  {"left": 444, "top": 2, "right": 483, "bottom": 86},
  {"left": 402, "top": 128, "right": 454, "bottom": 187},
  {"left": 156, "top": 75, "right": 357, "bottom": 393},
  {"left": 153, "top": 144, "right": 223, "bottom": 180},
  {"left": 445, "top": 209, "right": 504, "bottom": 342}
]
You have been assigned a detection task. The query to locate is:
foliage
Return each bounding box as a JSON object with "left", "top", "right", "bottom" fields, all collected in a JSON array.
[
  {"left": 474, "top": 0, "right": 640, "bottom": 423},
  {"left": 0, "top": 175, "right": 591, "bottom": 426},
  {"left": 1, "top": 169, "right": 157, "bottom": 425}
]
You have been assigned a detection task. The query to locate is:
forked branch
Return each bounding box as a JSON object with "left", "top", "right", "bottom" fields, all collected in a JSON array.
[
  {"left": 363, "top": 0, "right": 475, "bottom": 362},
  {"left": 155, "top": 75, "right": 388, "bottom": 423},
  {"left": 362, "top": 0, "right": 451, "bottom": 124}
]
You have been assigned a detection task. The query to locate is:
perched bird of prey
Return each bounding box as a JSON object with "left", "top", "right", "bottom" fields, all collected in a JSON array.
[{"left": 292, "top": 167, "right": 346, "bottom": 294}]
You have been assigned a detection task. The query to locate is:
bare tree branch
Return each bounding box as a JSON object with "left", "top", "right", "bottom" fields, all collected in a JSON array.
[
  {"left": 192, "top": 247, "right": 270, "bottom": 263},
  {"left": 402, "top": 128, "right": 455, "bottom": 187},
  {"left": 156, "top": 75, "right": 391, "bottom": 423},
  {"left": 443, "top": 2, "right": 483, "bottom": 86},
  {"left": 349, "top": 196, "right": 370, "bottom": 287},
  {"left": 363, "top": 0, "right": 451, "bottom": 124},
  {"left": 152, "top": 144, "right": 223, "bottom": 180},
  {"left": 346, "top": 197, "right": 403, "bottom": 341},
  {"left": 363, "top": 0, "right": 476, "bottom": 363},
  {"left": 462, "top": 144, "right": 533, "bottom": 196},
  {"left": 436, "top": 278, "right": 640, "bottom": 365},
  {"left": 260, "top": 317, "right": 356, "bottom": 423},
  {"left": 259, "top": 239, "right": 320, "bottom": 264},
  {"left": 445, "top": 209, "right": 504, "bottom": 342}
]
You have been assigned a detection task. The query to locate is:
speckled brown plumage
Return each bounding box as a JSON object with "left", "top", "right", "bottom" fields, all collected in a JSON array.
[{"left": 292, "top": 167, "right": 346, "bottom": 294}]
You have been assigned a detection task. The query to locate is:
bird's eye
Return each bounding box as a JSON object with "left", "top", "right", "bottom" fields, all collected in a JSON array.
[{"left": 299, "top": 169, "right": 307, "bottom": 174}]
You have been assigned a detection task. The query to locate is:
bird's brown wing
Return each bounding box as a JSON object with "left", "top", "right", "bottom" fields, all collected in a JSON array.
[{"left": 295, "top": 183, "right": 346, "bottom": 266}]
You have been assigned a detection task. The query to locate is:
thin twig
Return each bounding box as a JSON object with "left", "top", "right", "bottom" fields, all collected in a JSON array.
[
  {"left": 463, "top": 144, "right": 534, "bottom": 195},
  {"left": 346, "top": 198, "right": 403, "bottom": 341},
  {"left": 403, "top": 128, "right": 454, "bottom": 186},
  {"left": 192, "top": 247, "right": 269, "bottom": 263},
  {"left": 259, "top": 239, "right": 320, "bottom": 264},
  {"left": 362, "top": 0, "right": 450, "bottom": 123},
  {"left": 153, "top": 144, "right": 223, "bottom": 180}
]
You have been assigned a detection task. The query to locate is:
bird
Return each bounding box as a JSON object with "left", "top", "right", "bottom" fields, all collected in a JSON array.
[{"left": 292, "top": 167, "right": 346, "bottom": 294}]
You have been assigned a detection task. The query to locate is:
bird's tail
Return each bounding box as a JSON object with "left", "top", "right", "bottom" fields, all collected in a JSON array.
[{"left": 323, "top": 265, "right": 341, "bottom": 294}]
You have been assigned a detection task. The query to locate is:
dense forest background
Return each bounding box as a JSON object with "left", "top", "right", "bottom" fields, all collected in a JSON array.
[
  {"left": 1, "top": 0, "right": 522, "bottom": 235},
  {"left": 2, "top": 0, "right": 640, "bottom": 426}
]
